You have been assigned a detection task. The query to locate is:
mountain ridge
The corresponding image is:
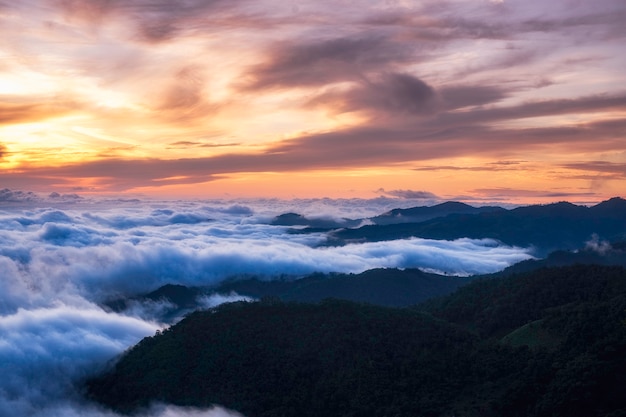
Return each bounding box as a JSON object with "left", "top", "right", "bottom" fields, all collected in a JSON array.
[
  {"left": 320, "top": 197, "right": 626, "bottom": 254},
  {"left": 103, "top": 238, "right": 626, "bottom": 324},
  {"left": 87, "top": 264, "right": 626, "bottom": 417}
]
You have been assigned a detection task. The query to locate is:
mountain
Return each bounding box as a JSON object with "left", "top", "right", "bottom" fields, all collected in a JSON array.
[
  {"left": 86, "top": 264, "right": 626, "bottom": 417},
  {"left": 103, "top": 284, "right": 206, "bottom": 323},
  {"left": 496, "top": 239, "right": 626, "bottom": 275},
  {"left": 103, "top": 239, "right": 626, "bottom": 322},
  {"left": 216, "top": 268, "right": 469, "bottom": 307},
  {"left": 270, "top": 212, "right": 361, "bottom": 228},
  {"left": 370, "top": 201, "right": 506, "bottom": 225},
  {"left": 419, "top": 264, "right": 626, "bottom": 338},
  {"left": 270, "top": 201, "right": 506, "bottom": 229},
  {"left": 325, "top": 197, "right": 626, "bottom": 255},
  {"left": 589, "top": 196, "right": 626, "bottom": 217},
  {"left": 103, "top": 268, "right": 472, "bottom": 323}
]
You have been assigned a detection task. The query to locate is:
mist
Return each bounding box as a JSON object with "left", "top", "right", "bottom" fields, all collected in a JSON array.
[{"left": 0, "top": 194, "right": 533, "bottom": 416}]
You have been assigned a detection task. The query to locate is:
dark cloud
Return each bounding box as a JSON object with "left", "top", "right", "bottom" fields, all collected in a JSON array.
[
  {"left": 309, "top": 73, "right": 437, "bottom": 116},
  {"left": 168, "top": 141, "right": 241, "bottom": 149},
  {"left": 377, "top": 189, "right": 439, "bottom": 200},
  {"left": 169, "top": 141, "right": 204, "bottom": 148},
  {"left": 562, "top": 161, "right": 626, "bottom": 177},
  {"left": 310, "top": 79, "right": 509, "bottom": 119},
  {"left": 424, "top": 94, "right": 626, "bottom": 131},
  {"left": 367, "top": 4, "right": 626, "bottom": 43},
  {"left": 49, "top": 192, "right": 82, "bottom": 201},
  {"left": 521, "top": 9, "right": 626, "bottom": 39},
  {"left": 413, "top": 161, "right": 525, "bottom": 172},
  {"left": 7, "top": 113, "right": 624, "bottom": 193},
  {"left": 241, "top": 36, "right": 416, "bottom": 91},
  {"left": 471, "top": 188, "right": 600, "bottom": 200},
  {"left": 439, "top": 85, "right": 509, "bottom": 110},
  {"left": 132, "top": 0, "right": 240, "bottom": 42},
  {"left": 0, "top": 188, "right": 41, "bottom": 203},
  {"left": 363, "top": 7, "right": 624, "bottom": 80}
]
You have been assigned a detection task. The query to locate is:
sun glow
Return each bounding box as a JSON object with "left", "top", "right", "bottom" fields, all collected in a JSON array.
[{"left": 0, "top": 0, "right": 623, "bottom": 203}]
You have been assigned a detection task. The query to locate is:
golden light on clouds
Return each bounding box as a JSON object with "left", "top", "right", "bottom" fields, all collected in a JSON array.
[{"left": 0, "top": 0, "right": 625, "bottom": 203}]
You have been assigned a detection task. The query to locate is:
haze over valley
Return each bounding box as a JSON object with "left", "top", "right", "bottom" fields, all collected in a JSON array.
[{"left": 1, "top": 191, "right": 625, "bottom": 416}]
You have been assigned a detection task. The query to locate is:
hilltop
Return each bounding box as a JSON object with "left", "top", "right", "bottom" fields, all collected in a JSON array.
[{"left": 88, "top": 264, "right": 626, "bottom": 417}]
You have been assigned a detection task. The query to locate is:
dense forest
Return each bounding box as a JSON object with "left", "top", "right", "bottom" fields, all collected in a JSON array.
[{"left": 87, "top": 264, "right": 626, "bottom": 417}]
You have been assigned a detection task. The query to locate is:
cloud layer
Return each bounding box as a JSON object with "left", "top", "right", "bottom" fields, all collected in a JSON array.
[{"left": 0, "top": 195, "right": 534, "bottom": 416}]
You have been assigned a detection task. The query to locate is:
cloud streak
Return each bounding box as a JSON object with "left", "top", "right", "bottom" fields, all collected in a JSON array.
[
  {"left": 3, "top": 89, "right": 624, "bottom": 196},
  {"left": 241, "top": 35, "right": 417, "bottom": 91}
]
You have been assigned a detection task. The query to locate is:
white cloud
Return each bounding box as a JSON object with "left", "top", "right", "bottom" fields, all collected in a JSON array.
[
  {"left": 0, "top": 305, "right": 157, "bottom": 416},
  {"left": 0, "top": 194, "right": 534, "bottom": 416},
  {"left": 197, "top": 293, "right": 256, "bottom": 309}
]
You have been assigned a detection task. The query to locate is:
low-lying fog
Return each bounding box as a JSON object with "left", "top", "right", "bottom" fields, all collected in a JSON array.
[{"left": 0, "top": 194, "right": 533, "bottom": 416}]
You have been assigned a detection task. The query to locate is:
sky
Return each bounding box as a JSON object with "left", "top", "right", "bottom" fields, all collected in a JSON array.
[
  {"left": 0, "top": 196, "right": 535, "bottom": 416},
  {"left": 1, "top": 0, "right": 625, "bottom": 203}
]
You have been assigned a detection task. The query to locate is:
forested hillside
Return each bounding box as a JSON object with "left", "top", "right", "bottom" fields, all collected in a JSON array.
[{"left": 87, "top": 265, "right": 626, "bottom": 417}]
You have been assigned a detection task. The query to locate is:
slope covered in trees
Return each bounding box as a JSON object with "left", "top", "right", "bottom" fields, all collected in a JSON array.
[
  {"left": 103, "top": 268, "right": 472, "bottom": 323},
  {"left": 88, "top": 264, "right": 626, "bottom": 417},
  {"left": 216, "top": 268, "right": 469, "bottom": 307},
  {"left": 88, "top": 300, "right": 487, "bottom": 416},
  {"left": 311, "top": 198, "right": 626, "bottom": 255}
]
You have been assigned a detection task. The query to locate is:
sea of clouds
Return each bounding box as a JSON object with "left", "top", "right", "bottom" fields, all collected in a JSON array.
[{"left": 0, "top": 192, "right": 533, "bottom": 416}]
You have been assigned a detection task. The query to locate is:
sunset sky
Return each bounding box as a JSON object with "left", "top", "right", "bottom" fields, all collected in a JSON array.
[{"left": 1, "top": 0, "right": 625, "bottom": 203}]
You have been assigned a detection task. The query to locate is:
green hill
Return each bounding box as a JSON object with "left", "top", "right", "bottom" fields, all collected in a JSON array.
[
  {"left": 217, "top": 268, "right": 470, "bottom": 307},
  {"left": 87, "top": 265, "right": 626, "bottom": 417},
  {"left": 87, "top": 300, "right": 486, "bottom": 416}
]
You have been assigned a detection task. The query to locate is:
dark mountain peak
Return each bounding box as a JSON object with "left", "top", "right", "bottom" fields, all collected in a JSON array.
[
  {"left": 373, "top": 201, "right": 504, "bottom": 225},
  {"left": 512, "top": 200, "right": 588, "bottom": 217},
  {"left": 433, "top": 201, "right": 474, "bottom": 209},
  {"left": 387, "top": 201, "right": 474, "bottom": 215},
  {"left": 597, "top": 196, "right": 625, "bottom": 204},
  {"left": 145, "top": 283, "right": 201, "bottom": 306},
  {"left": 271, "top": 212, "right": 361, "bottom": 229},
  {"left": 591, "top": 197, "right": 626, "bottom": 216},
  {"left": 214, "top": 267, "right": 466, "bottom": 308},
  {"left": 271, "top": 212, "right": 307, "bottom": 226}
]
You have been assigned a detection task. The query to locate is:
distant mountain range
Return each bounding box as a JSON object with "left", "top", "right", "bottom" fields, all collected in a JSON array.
[
  {"left": 370, "top": 201, "right": 506, "bottom": 225},
  {"left": 271, "top": 212, "right": 362, "bottom": 228},
  {"left": 277, "top": 197, "right": 626, "bottom": 255},
  {"left": 103, "top": 268, "right": 470, "bottom": 322},
  {"left": 89, "top": 198, "right": 626, "bottom": 416}
]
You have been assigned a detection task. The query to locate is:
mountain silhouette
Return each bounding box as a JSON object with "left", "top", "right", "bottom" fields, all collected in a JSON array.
[
  {"left": 325, "top": 197, "right": 626, "bottom": 255},
  {"left": 87, "top": 264, "right": 626, "bottom": 417},
  {"left": 371, "top": 201, "right": 506, "bottom": 225}
]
